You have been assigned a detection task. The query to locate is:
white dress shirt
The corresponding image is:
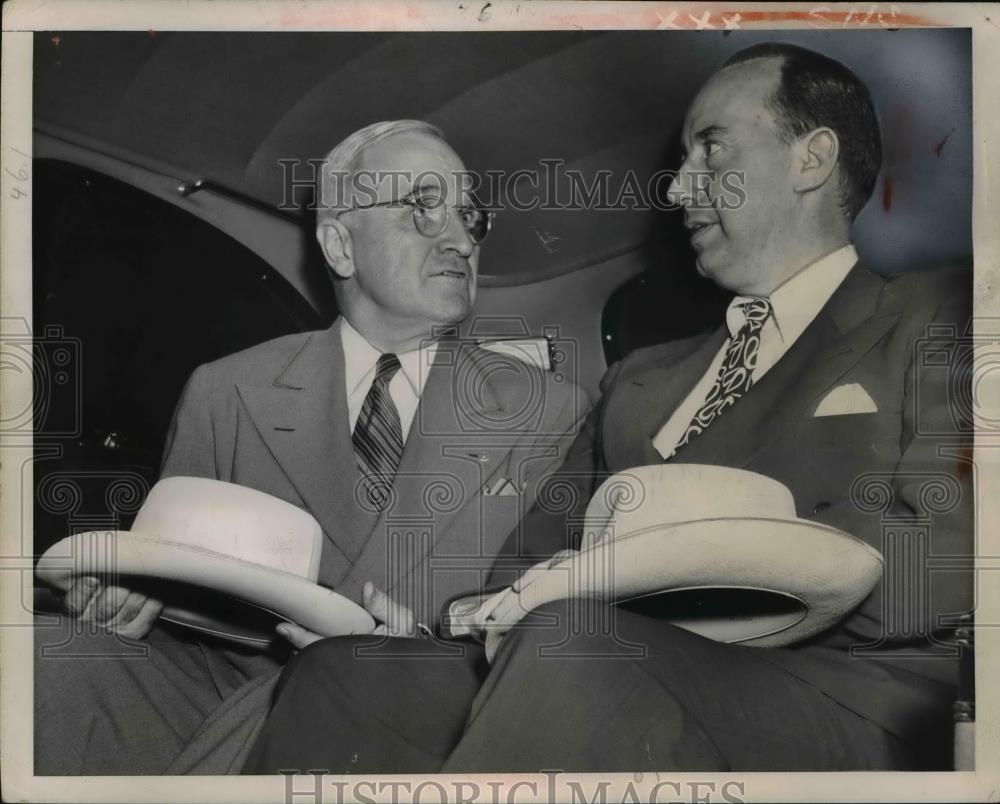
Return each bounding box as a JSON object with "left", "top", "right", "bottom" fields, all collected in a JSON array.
[
  {"left": 652, "top": 244, "right": 859, "bottom": 459},
  {"left": 340, "top": 317, "right": 438, "bottom": 442}
]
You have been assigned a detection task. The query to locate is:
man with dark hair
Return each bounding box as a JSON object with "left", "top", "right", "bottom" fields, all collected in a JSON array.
[
  {"left": 723, "top": 42, "right": 883, "bottom": 221},
  {"left": 247, "top": 44, "right": 972, "bottom": 772}
]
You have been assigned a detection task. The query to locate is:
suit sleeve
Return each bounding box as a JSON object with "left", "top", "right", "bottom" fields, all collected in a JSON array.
[
  {"left": 159, "top": 364, "right": 220, "bottom": 481},
  {"left": 814, "top": 284, "right": 973, "bottom": 647}
]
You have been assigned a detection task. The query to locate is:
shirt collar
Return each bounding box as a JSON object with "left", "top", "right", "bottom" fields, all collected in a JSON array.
[
  {"left": 339, "top": 317, "right": 438, "bottom": 399},
  {"left": 725, "top": 244, "right": 859, "bottom": 341}
]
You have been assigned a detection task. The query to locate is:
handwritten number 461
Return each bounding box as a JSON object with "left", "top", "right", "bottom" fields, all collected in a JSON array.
[{"left": 7, "top": 147, "right": 30, "bottom": 200}]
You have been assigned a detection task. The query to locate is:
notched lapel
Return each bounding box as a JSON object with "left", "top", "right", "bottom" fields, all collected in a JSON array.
[
  {"left": 338, "top": 343, "right": 518, "bottom": 599},
  {"left": 603, "top": 329, "right": 726, "bottom": 471},
  {"left": 673, "top": 265, "right": 898, "bottom": 468},
  {"left": 391, "top": 341, "right": 508, "bottom": 505},
  {"left": 235, "top": 323, "right": 377, "bottom": 580}
]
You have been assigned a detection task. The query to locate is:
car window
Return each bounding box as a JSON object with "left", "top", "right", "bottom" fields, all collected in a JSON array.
[
  {"left": 601, "top": 257, "right": 728, "bottom": 365},
  {"left": 33, "top": 159, "right": 324, "bottom": 555}
]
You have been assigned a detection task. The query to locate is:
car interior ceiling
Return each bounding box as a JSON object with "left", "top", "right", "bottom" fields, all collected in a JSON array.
[{"left": 34, "top": 28, "right": 972, "bottom": 281}]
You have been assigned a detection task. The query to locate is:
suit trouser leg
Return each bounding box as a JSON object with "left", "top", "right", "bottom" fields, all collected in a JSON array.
[
  {"left": 441, "top": 601, "right": 940, "bottom": 772},
  {"left": 242, "top": 635, "right": 487, "bottom": 775},
  {"left": 34, "top": 616, "right": 283, "bottom": 775}
]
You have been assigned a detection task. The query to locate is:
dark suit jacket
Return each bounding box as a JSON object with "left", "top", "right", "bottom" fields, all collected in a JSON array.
[
  {"left": 160, "top": 320, "right": 589, "bottom": 627},
  {"left": 488, "top": 264, "right": 973, "bottom": 739}
]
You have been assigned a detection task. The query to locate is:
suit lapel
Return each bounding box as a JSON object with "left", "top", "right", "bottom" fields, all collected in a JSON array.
[
  {"left": 235, "top": 321, "right": 378, "bottom": 584},
  {"left": 336, "top": 341, "right": 512, "bottom": 600},
  {"left": 603, "top": 328, "right": 726, "bottom": 471},
  {"left": 382, "top": 339, "right": 510, "bottom": 534},
  {"left": 672, "top": 264, "right": 898, "bottom": 468}
]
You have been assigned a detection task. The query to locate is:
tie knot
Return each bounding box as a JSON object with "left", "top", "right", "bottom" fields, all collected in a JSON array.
[
  {"left": 374, "top": 353, "right": 402, "bottom": 384},
  {"left": 741, "top": 298, "right": 772, "bottom": 326}
]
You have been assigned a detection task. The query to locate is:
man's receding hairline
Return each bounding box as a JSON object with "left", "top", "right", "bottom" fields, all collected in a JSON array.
[
  {"left": 691, "top": 56, "right": 786, "bottom": 135},
  {"left": 714, "top": 55, "right": 797, "bottom": 140},
  {"left": 718, "top": 52, "right": 785, "bottom": 75}
]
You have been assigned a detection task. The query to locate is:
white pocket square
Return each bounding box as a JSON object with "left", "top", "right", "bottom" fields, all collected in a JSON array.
[{"left": 814, "top": 383, "right": 878, "bottom": 417}]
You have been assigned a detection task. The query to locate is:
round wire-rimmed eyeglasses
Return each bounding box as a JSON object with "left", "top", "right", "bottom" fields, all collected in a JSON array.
[{"left": 336, "top": 192, "right": 494, "bottom": 244}]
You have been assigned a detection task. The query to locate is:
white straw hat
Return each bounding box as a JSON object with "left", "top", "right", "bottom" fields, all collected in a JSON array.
[
  {"left": 35, "top": 476, "right": 374, "bottom": 646},
  {"left": 479, "top": 464, "right": 883, "bottom": 647}
]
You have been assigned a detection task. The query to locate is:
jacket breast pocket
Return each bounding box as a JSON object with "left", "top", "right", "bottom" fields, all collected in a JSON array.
[
  {"left": 479, "top": 493, "right": 525, "bottom": 540},
  {"left": 801, "top": 411, "right": 901, "bottom": 448}
]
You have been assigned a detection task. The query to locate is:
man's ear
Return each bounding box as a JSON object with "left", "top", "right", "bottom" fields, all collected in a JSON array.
[
  {"left": 316, "top": 219, "right": 355, "bottom": 279},
  {"left": 795, "top": 127, "right": 839, "bottom": 193}
]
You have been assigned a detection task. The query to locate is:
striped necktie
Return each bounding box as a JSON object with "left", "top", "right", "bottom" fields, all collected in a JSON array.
[
  {"left": 353, "top": 353, "right": 404, "bottom": 511},
  {"left": 672, "top": 297, "right": 773, "bottom": 456}
]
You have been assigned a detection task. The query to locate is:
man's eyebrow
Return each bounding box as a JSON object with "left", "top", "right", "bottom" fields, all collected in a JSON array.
[
  {"left": 404, "top": 183, "right": 439, "bottom": 198},
  {"left": 694, "top": 124, "right": 729, "bottom": 141}
]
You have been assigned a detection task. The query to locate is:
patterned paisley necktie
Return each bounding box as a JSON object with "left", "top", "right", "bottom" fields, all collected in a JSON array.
[
  {"left": 353, "top": 353, "right": 404, "bottom": 510},
  {"left": 672, "top": 297, "right": 773, "bottom": 456}
]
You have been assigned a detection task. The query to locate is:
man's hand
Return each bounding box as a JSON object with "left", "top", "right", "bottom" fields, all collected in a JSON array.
[
  {"left": 365, "top": 581, "right": 422, "bottom": 637},
  {"left": 276, "top": 581, "right": 424, "bottom": 650},
  {"left": 62, "top": 575, "right": 164, "bottom": 640},
  {"left": 479, "top": 551, "right": 580, "bottom": 663}
]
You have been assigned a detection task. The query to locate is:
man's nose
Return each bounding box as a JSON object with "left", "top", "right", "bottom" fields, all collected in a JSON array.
[
  {"left": 437, "top": 207, "right": 476, "bottom": 257},
  {"left": 667, "top": 162, "right": 695, "bottom": 209}
]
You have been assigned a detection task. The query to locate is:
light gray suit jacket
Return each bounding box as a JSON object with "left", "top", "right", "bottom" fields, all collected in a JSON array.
[{"left": 161, "top": 319, "right": 590, "bottom": 626}]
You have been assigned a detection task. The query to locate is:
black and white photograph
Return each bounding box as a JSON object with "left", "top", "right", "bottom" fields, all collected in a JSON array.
[{"left": 2, "top": 2, "right": 998, "bottom": 802}]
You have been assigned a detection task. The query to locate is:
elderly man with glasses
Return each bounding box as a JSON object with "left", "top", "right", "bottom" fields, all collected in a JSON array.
[{"left": 35, "top": 120, "right": 588, "bottom": 775}]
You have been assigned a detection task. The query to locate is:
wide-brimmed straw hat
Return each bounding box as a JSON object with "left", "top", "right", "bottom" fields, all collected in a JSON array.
[
  {"left": 477, "top": 464, "right": 883, "bottom": 647},
  {"left": 35, "top": 476, "right": 374, "bottom": 647}
]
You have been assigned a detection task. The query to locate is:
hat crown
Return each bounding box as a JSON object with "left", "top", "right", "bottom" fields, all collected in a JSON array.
[
  {"left": 130, "top": 476, "right": 323, "bottom": 580},
  {"left": 583, "top": 465, "right": 796, "bottom": 547}
]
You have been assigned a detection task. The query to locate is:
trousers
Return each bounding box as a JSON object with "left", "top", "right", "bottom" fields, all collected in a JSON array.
[
  {"left": 244, "top": 601, "right": 954, "bottom": 773},
  {"left": 35, "top": 616, "right": 285, "bottom": 775}
]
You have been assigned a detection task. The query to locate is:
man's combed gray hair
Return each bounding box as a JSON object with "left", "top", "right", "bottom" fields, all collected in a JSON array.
[{"left": 316, "top": 119, "right": 445, "bottom": 223}]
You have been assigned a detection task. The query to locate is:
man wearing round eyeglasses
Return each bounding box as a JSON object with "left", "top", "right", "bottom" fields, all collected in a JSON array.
[
  {"left": 317, "top": 122, "right": 492, "bottom": 358},
  {"left": 35, "top": 120, "right": 585, "bottom": 775}
]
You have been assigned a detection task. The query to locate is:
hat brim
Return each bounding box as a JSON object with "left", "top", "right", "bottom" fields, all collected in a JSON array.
[
  {"left": 35, "top": 532, "right": 376, "bottom": 642},
  {"left": 507, "top": 517, "right": 883, "bottom": 647}
]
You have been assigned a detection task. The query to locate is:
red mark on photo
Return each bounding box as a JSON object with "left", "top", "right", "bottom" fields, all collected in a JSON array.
[
  {"left": 934, "top": 128, "right": 956, "bottom": 158},
  {"left": 882, "top": 175, "right": 893, "bottom": 212},
  {"left": 732, "top": 9, "right": 935, "bottom": 26},
  {"left": 955, "top": 444, "right": 974, "bottom": 479},
  {"left": 50, "top": 35, "right": 61, "bottom": 46}
]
